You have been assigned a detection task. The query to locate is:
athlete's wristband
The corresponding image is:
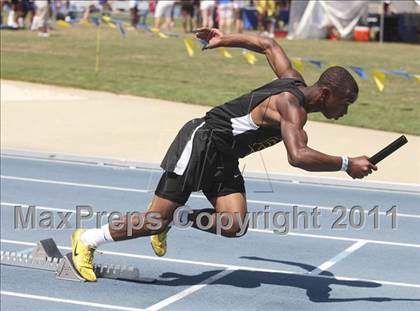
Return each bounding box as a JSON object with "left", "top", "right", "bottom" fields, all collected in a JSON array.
[{"left": 340, "top": 156, "right": 349, "bottom": 171}]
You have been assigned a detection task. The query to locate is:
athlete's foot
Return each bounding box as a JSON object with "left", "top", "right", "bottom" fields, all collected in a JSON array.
[
  {"left": 150, "top": 227, "right": 170, "bottom": 257},
  {"left": 71, "top": 229, "right": 97, "bottom": 281}
]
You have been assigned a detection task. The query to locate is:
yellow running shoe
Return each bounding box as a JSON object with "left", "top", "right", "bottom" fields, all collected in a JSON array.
[
  {"left": 71, "top": 229, "right": 97, "bottom": 282},
  {"left": 147, "top": 201, "right": 170, "bottom": 257},
  {"left": 150, "top": 227, "right": 170, "bottom": 257}
]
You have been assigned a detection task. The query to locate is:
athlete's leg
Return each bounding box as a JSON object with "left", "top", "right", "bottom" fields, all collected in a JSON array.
[
  {"left": 108, "top": 195, "right": 182, "bottom": 241},
  {"left": 71, "top": 195, "right": 180, "bottom": 281},
  {"left": 188, "top": 192, "right": 248, "bottom": 238}
]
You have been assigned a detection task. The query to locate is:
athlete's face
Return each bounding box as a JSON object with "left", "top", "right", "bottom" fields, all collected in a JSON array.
[{"left": 320, "top": 89, "right": 356, "bottom": 120}]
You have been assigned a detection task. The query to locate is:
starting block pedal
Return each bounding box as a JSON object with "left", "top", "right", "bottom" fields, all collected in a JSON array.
[{"left": 1, "top": 238, "right": 156, "bottom": 283}]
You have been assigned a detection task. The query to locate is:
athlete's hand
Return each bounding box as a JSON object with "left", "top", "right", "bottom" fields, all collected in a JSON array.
[
  {"left": 346, "top": 156, "right": 378, "bottom": 179},
  {"left": 193, "top": 28, "right": 224, "bottom": 50}
]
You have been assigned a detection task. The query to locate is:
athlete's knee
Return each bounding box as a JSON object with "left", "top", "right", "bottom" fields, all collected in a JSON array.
[
  {"left": 220, "top": 219, "right": 248, "bottom": 238},
  {"left": 145, "top": 210, "right": 172, "bottom": 234}
]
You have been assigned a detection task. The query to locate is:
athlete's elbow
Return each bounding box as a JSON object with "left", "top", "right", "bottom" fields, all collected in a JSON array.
[
  {"left": 288, "top": 152, "right": 304, "bottom": 168},
  {"left": 288, "top": 149, "right": 312, "bottom": 169},
  {"left": 262, "top": 37, "right": 276, "bottom": 53}
]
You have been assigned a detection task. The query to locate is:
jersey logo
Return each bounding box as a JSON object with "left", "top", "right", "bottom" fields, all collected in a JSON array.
[{"left": 248, "top": 137, "right": 281, "bottom": 154}]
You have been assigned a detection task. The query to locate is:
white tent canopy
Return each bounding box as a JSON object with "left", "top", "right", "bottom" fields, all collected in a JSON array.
[
  {"left": 287, "top": 1, "right": 369, "bottom": 39},
  {"left": 288, "top": 0, "right": 420, "bottom": 40},
  {"left": 287, "top": 0, "right": 369, "bottom": 40}
]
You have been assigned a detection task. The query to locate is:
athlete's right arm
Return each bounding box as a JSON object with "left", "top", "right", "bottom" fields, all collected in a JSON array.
[
  {"left": 279, "top": 99, "right": 376, "bottom": 179},
  {"left": 194, "top": 28, "right": 303, "bottom": 80}
]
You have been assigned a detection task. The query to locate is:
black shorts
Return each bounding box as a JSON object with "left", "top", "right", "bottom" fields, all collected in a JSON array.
[{"left": 155, "top": 118, "right": 245, "bottom": 205}]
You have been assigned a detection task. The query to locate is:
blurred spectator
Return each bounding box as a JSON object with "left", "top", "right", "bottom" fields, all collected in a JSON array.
[
  {"left": 180, "top": 0, "right": 195, "bottom": 33},
  {"left": 129, "top": 0, "right": 139, "bottom": 26},
  {"left": 100, "top": 0, "right": 112, "bottom": 16},
  {"left": 274, "top": 0, "right": 289, "bottom": 32},
  {"left": 55, "top": 0, "right": 71, "bottom": 22},
  {"left": 200, "top": 0, "right": 215, "bottom": 28},
  {"left": 6, "top": 0, "right": 18, "bottom": 28},
  {"left": 83, "top": 0, "right": 112, "bottom": 21},
  {"left": 129, "top": 0, "right": 149, "bottom": 26},
  {"left": 218, "top": 0, "right": 233, "bottom": 33},
  {"left": 0, "top": 0, "right": 7, "bottom": 28},
  {"left": 170, "top": 1, "right": 176, "bottom": 29},
  {"left": 0, "top": 1, "right": 3, "bottom": 27},
  {"left": 192, "top": 0, "right": 200, "bottom": 28},
  {"left": 21, "top": 0, "right": 35, "bottom": 28},
  {"left": 233, "top": 0, "right": 245, "bottom": 33},
  {"left": 65, "top": 0, "right": 78, "bottom": 23},
  {"left": 384, "top": 0, "right": 397, "bottom": 16},
  {"left": 31, "top": 0, "right": 50, "bottom": 37},
  {"left": 154, "top": 0, "right": 175, "bottom": 31},
  {"left": 256, "top": 0, "right": 275, "bottom": 37}
]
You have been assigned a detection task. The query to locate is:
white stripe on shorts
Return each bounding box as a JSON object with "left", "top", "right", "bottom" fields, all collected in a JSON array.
[{"left": 174, "top": 122, "right": 206, "bottom": 175}]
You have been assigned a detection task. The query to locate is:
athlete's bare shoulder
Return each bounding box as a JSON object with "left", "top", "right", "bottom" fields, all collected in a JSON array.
[
  {"left": 280, "top": 68, "right": 306, "bottom": 83},
  {"left": 272, "top": 92, "right": 307, "bottom": 128}
]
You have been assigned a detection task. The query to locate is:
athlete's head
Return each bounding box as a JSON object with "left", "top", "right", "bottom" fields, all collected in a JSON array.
[{"left": 315, "top": 66, "right": 359, "bottom": 120}]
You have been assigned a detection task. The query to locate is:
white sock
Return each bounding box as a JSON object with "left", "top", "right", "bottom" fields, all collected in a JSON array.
[{"left": 80, "top": 224, "right": 114, "bottom": 248}]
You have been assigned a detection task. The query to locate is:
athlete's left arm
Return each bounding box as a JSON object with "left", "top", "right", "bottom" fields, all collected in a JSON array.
[{"left": 194, "top": 28, "right": 303, "bottom": 81}]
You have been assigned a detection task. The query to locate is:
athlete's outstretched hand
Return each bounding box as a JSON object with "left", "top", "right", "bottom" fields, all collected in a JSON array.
[
  {"left": 347, "top": 156, "right": 378, "bottom": 179},
  {"left": 193, "top": 28, "right": 224, "bottom": 50}
]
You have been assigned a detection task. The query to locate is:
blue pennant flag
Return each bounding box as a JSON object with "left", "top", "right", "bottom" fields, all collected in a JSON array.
[
  {"left": 349, "top": 66, "right": 368, "bottom": 79},
  {"left": 308, "top": 59, "right": 322, "bottom": 68},
  {"left": 385, "top": 69, "right": 411, "bottom": 79},
  {"left": 136, "top": 23, "right": 152, "bottom": 32},
  {"left": 163, "top": 32, "right": 180, "bottom": 38}
]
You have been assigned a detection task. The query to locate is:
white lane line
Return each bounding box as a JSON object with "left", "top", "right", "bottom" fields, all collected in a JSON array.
[
  {"left": 1, "top": 154, "right": 161, "bottom": 173},
  {"left": 0, "top": 291, "right": 145, "bottom": 311},
  {"left": 2, "top": 202, "right": 419, "bottom": 249},
  {"left": 2, "top": 239, "right": 420, "bottom": 289},
  {"left": 145, "top": 269, "right": 234, "bottom": 311},
  {"left": 0, "top": 175, "right": 149, "bottom": 193},
  {"left": 242, "top": 198, "right": 420, "bottom": 219},
  {"left": 310, "top": 241, "right": 367, "bottom": 275},
  {"left": 3, "top": 154, "right": 419, "bottom": 195},
  {"left": 250, "top": 228, "right": 420, "bottom": 249},
  {"left": 1, "top": 202, "right": 89, "bottom": 215},
  {"left": 1, "top": 202, "right": 101, "bottom": 216},
  {"left": 2, "top": 174, "right": 419, "bottom": 219}
]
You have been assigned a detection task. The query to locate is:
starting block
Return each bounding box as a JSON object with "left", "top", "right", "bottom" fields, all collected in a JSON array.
[{"left": 0, "top": 238, "right": 156, "bottom": 283}]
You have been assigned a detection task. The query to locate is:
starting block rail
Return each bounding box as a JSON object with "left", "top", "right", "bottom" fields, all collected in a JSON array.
[{"left": 0, "top": 238, "right": 156, "bottom": 283}]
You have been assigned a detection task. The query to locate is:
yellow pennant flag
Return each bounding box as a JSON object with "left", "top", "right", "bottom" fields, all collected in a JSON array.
[
  {"left": 151, "top": 28, "right": 168, "bottom": 39},
  {"left": 56, "top": 20, "right": 71, "bottom": 28},
  {"left": 242, "top": 51, "right": 257, "bottom": 65},
  {"left": 108, "top": 22, "right": 117, "bottom": 29},
  {"left": 219, "top": 47, "right": 232, "bottom": 59},
  {"left": 372, "top": 71, "right": 386, "bottom": 92},
  {"left": 184, "top": 38, "right": 195, "bottom": 57},
  {"left": 414, "top": 74, "right": 420, "bottom": 82},
  {"left": 291, "top": 58, "right": 304, "bottom": 74},
  {"left": 102, "top": 16, "right": 112, "bottom": 23}
]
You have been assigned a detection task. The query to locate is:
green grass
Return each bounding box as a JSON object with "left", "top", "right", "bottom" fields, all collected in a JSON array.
[{"left": 1, "top": 23, "right": 420, "bottom": 135}]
